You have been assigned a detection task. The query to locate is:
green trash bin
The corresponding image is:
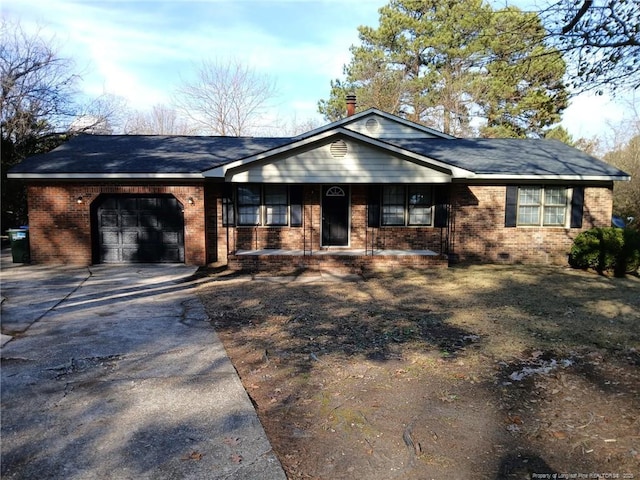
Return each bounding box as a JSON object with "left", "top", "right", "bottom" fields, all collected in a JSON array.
[{"left": 7, "top": 228, "right": 30, "bottom": 263}]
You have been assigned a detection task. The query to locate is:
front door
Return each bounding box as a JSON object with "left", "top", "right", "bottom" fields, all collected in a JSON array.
[{"left": 322, "top": 185, "right": 349, "bottom": 247}]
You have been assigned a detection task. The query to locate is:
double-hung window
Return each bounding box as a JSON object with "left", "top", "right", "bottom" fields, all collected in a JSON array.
[
  {"left": 237, "top": 185, "right": 261, "bottom": 226},
  {"left": 233, "top": 184, "right": 303, "bottom": 227},
  {"left": 382, "top": 186, "right": 405, "bottom": 225},
  {"left": 408, "top": 186, "right": 433, "bottom": 225},
  {"left": 517, "top": 186, "right": 568, "bottom": 226},
  {"left": 381, "top": 185, "right": 433, "bottom": 226},
  {"left": 264, "top": 185, "right": 288, "bottom": 226}
]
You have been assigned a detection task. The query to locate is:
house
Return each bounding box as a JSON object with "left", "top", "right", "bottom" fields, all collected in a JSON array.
[{"left": 8, "top": 107, "right": 630, "bottom": 272}]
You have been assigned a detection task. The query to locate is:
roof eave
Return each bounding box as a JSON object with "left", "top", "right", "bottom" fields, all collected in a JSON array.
[
  {"left": 295, "top": 108, "right": 456, "bottom": 140},
  {"left": 7, "top": 172, "right": 206, "bottom": 180},
  {"left": 204, "top": 127, "right": 473, "bottom": 179},
  {"left": 461, "top": 174, "right": 630, "bottom": 182}
]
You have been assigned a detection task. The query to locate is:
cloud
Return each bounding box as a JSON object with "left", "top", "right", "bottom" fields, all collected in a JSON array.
[
  {"left": 562, "top": 93, "right": 629, "bottom": 140},
  {"left": 2, "top": 0, "right": 379, "bottom": 118}
]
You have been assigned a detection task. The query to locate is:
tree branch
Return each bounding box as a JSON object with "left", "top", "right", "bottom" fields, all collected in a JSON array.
[{"left": 560, "top": 0, "right": 593, "bottom": 34}]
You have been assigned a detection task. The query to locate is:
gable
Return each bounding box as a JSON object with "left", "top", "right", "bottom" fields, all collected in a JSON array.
[
  {"left": 224, "top": 136, "right": 453, "bottom": 184},
  {"left": 344, "top": 113, "right": 443, "bottom": 139},
  {"left": 295, "top": 109, "right": 455, "bottom": 141},
  {"left": 8, "top": 110, "right": 629, "bottom": 184}
]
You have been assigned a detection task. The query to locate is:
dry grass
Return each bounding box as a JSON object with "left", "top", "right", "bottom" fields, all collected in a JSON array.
[{"left": 197, "top": 265, "right": 640, "bottom": 479}]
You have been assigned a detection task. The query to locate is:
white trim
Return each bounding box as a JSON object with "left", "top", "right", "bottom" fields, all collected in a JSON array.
[
  {"left": 7, "top": 172, "right": 205, "bottom": 180},
  {"left": 204, "top": 128, "right": 473, "bottom": 179},
  {"left": 295, "top": 108, "right": 456, "bottom": 140},
  {"left": 325, "top": 186, "right": 346, "bottom": 197},
  {"left": 461, "top": 174, "right": 630, "bottom": 182},
  {"left": 321, "top": 185, "right": 351, "bottom": 248},
  {"left": 9, "top": 171, "right": 628, "bottom": 183},
  {"left": 516, "top": 185, "right": 572, "bottom": 227}
]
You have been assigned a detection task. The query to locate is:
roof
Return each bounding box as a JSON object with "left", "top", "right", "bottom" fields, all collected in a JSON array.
[
  {"left": 384, "top": 138, "right": 628, "bottom": 179},
  {"left": 294, "top": 108, "right": 456, "bottom": 140},
  {"left": 9, "top": 135, "right": 293, "bottom": 178},
  {"left": 8, "top": 110, "right": 629, "bottom": 182}
]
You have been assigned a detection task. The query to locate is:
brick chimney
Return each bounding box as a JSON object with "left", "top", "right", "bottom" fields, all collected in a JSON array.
[{"left": 346, "top": 94, "right": 356, "bottom": 117}]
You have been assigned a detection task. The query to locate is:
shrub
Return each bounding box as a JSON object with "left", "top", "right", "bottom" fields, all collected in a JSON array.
[{"left": 569, "top": 227, "right": 640, "bottom": 277}]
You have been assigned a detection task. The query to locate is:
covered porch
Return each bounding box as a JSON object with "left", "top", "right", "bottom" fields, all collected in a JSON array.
[{"left": 227, "top": 248, "right": 449, "bottom": 274}]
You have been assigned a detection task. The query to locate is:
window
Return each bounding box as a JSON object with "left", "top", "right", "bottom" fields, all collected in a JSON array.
[
  {"left": 381, "top": 185, "right": 433, "bottom": 226},
  {"left": 264, "top": 185, "right": 288, "bottom": 226},
  {"left": 517, "top": 186, "right": 568, "bottom": 226},
  {"left": 382, "top": 185, "right": 405, "bottom": 225},
  {"left": 237, "top": 185, "right": 261, "bottom": 226},
  {"left": 233, "top": 184, "right": 303, "bottom": 227},
  {"left": 408, "top": 186, "right": 433, "bottom": 225},
  {"left": 543, "top": 187, "right": 568, "bottom": 225}
]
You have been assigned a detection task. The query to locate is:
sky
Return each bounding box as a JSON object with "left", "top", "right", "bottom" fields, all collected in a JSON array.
[{"left": 1, "top": 0, "right": 634, "bottom": 140}]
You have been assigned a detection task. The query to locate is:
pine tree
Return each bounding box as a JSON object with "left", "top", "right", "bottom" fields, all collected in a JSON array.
[{"left": 319, "top": 0, "right": 568, "bottom": 138}]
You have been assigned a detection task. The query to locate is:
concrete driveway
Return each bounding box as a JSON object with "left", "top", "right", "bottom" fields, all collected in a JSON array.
[{"left": 0, "top": 251, "right": 286, "bottom": 480}]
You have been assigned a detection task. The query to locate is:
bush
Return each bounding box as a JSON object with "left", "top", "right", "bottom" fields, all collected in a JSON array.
[{"left": 569, "top": 227, "right": 640, "bottom": 277}]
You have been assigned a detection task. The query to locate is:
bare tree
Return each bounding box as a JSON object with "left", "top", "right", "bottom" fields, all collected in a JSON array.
[
  {"left": 124, "top": 104, "right": 194, "bottom": 135},
  {"left": 538, "top": 0, "right": 639, "bottom": 93},
  {"left": 1, "top": 18, "right": 80, "bottom": 227},
  {"left": 173, "top": 58, "right": 278, "bottom": 136},
  {"left": 602, "top": 100, "right": 640, "bottom": 227},
  {"left": 1, "top": 18, "right": 78, "bottom": 145},
  {"left": 72, "top": 93, "right": 130, "bottom": 134}
]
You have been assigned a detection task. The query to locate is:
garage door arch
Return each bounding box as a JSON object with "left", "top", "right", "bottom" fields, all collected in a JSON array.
[{"left": 92, "top": 194, "right": 185, "bottom": 264}]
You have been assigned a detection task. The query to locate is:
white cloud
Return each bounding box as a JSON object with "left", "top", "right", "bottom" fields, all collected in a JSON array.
[
  {"left": 14, "top": 0, "right": 634, "bottom": 142},
  {"left": 561, "top": 93, "right": 630, "bottom": 140},
  {"left": 2, "top": 0, "right": 379, "bottom": 121}
]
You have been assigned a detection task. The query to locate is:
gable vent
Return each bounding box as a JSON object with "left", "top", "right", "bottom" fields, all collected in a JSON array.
[
  {"left": 329, "top": 140, "right": 348, "bottom": 158},
  {"left": 365, "top": 117, "right": 380, "bottom": 133}
]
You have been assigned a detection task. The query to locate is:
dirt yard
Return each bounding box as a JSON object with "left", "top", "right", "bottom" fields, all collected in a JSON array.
[{"left": 196, "top": 265, "right": 639, "bottom": 479}]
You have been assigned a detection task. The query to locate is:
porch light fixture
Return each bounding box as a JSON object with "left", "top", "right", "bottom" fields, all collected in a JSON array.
[
  {"left": 188, "top": 197, "right": 195, "bottom": 205},
  {"left": 76, "top": 196, "right": 84, "bottom": 204}
]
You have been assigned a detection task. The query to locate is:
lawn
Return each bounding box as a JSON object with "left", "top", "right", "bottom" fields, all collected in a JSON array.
[{"left": 197, "top": 265, "right": 639, "bottom": 479}]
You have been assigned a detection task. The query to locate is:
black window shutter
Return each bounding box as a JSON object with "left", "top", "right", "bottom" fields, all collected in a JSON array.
[
  {"left": 289, "top": 185, "right": 303, "bottom": 227},
  {"left": 570, "top": 186, "right": 584, "bottom": 228},
  {"left": 505, "top": 186, "right": 518, "bottom": 227},
  {"left": 367, "top": 185, "right": 380, "bottom": 227},
  {"left": 222, "top": 183, "right": 235, "bottom": 226},
  {"left": 434, "top": 185, "right": 449, "bottom": 228}
]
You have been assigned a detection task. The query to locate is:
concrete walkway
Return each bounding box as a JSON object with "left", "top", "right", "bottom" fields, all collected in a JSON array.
[{"left": 0, "top": 250, "right": 286, "bottom": 480}]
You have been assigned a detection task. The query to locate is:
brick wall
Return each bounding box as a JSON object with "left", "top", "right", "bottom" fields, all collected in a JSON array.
[
  {"left": 228, "top": 253, "right": 448, "bottom": 274},
  {"left": 450, "top": 184, "right": 613, "bottom": 264},
  {"left": 27, "top": 181, "right": 613, "bottom": 268},
  {"left": 213, "top": 185, "right": 449, "bottom": 261},
  {"left": 26, "top": 183, "right": 206, "bottom": 265}
]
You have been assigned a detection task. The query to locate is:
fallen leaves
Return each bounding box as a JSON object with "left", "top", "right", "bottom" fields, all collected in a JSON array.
[
  {"left": 181, "top": 451, "right": 204, "bottom": 461},
  {"left": 224, "top": 436, "right": 240, "bottom": 447},
  {"left": 198, "top": 266, "right": 640, "bottom": 479}
]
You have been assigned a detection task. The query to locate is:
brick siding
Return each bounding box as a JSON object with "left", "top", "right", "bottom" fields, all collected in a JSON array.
[
  {"left": 25, "top": 181, "right": 613, "bottom": 268},
  {"left": 26, "top": 183, "right": 206, "bottom": 265},
  {"left": 450, "top": 184, "right": 613, "bottom": 264}
]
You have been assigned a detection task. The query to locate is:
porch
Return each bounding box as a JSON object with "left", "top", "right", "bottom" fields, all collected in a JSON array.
[{"left": 227, "top": 248, "right": 449, "bottom": 274}]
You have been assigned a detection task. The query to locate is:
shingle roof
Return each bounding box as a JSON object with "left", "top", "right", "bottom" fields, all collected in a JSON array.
[
  {"left": 9, "top": 134, "right": 294, "bottom": 175},
  {"left": 8, "top": 131, "right": 629, "bottom": 181},
  {"left": 384, "top": 138, "right": 627, "bottom": 178}
]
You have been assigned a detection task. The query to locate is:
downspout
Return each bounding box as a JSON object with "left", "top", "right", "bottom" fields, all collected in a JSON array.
[
  {"left": 224, "top": 186, "right": 230, "bottom": 260},
  {"left": 365, "top": 201, "right": 369, "bottom": 256},
  {"left": 303, "top": 201, "right": 306, "bottom": 256},
  {"left": 447, "top": 186, "right": 455, "bottom": 263},
  {"left": 309, "top": 202, "right": 313, "bottom": 256},
  {"left": 225, "top": 199, "right": 230, "bottom": 260}
]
